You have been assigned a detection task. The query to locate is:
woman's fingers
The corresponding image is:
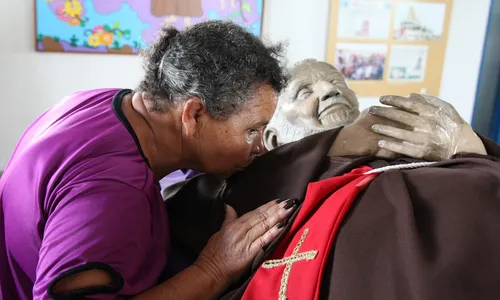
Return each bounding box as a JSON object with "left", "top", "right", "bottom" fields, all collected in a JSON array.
[
  {"left": 238, "top": 198, "right": 296, "bottom": 228},
  {"left": 222, "top": 204, "right": 238, "bottom": 227},
  {"left": 243, "top": 199, "right": 298, "bottom": 246},
  {"left": 372, "top": 124, "right": 429, "bottom": 145},
  {"left": 249, "top": 222, "right": 284, "bottom": 253}
]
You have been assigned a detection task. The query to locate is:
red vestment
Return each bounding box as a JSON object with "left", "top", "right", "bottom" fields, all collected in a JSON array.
[{"left": 242, "top": 166, "right": 377, "bottom": 300}]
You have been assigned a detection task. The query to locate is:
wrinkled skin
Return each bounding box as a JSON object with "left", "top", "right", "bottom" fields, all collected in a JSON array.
[
  {"left": 263, "top": 60, "right": 359, "bottom": 148},
  {"left": 331, "top": 94, "right": 486, "bottom": 160},
  {"left": 279, "top": 60, "right": 359, "bottom": 129},
  {"left": 265, "top": 59, "right": 486, "bottom": 160}
]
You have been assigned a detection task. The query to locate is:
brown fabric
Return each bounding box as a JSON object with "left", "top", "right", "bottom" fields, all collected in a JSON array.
[{"left": 166, "top": 129, "right": 500, "bottom": 300}]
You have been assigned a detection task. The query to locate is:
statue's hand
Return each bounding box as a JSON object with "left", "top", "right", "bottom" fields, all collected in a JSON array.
[
  {"left": 368, "top": 93, "right": 486, "bottom": 160},
  {"left": 328, "top": 109, "right": 403, "bottom": 158}
]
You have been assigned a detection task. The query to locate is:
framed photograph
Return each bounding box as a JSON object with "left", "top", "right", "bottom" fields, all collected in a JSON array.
[
  {"left": 334, "top": 43, "right": 388, "bottom": 81},
  {"left": 337, "top": 0, "right": 392, "bottom": 40},
  {"left": 34, "top": 0, "right": 264, "bottom": 54},
  {"left": 388, "top": 45, "right": 429, "bottom": 82},
  {"left": 393, "top": 2, "right": 447, "bottom": 41}
]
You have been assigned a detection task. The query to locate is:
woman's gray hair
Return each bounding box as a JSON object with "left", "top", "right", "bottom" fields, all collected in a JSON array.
[{"left": 138, "top": 20, "right": 288, "bottom": 119}]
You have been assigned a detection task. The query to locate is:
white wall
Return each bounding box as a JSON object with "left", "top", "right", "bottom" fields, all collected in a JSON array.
[{"left": 0, "top": 0, "right": 491, "bottom": 169}]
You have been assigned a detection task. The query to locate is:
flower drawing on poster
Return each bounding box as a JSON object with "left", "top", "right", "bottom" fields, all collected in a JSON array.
[
  {"left": 393, "top": 2, "right": 447, "bottom": 41},
  {"left": 334, "top": 43, "right": 387, "bottom": 81},
  {"left": 55, "top": 0, "right": 87, "bottom": 27}
]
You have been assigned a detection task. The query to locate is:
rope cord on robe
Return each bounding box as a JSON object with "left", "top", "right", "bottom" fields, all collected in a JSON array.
[{"left": 364, "top": 161, "right": 436, "bottom": 174}]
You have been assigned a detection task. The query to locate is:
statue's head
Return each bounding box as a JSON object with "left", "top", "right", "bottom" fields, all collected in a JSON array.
[{"left": 263, "top": 59, "right": 360, "bottom": 150}]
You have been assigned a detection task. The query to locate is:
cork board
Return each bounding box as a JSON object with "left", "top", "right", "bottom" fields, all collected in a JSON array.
[{"left": 326, "top": 0, "right": 453, "bottom": 97}]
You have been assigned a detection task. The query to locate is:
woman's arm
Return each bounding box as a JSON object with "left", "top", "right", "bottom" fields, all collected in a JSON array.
[
  {"left": 134, "top": 263, "right": 228, "bottom": 300},
  {"left": 46, "top": 189, "right": 297, "bottom": 300}
]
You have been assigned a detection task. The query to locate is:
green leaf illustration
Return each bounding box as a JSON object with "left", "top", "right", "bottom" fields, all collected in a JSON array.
[
  {"left": 124, "top": 29, "right": 132, "bottom": 35},
  {"left": 117, "top": 31, "right": 123, "bottom": 39},
  {"left": 113, "top": 22, "right": 120, "bottom": 28},
  {"left": 229, "top": 12, "right": 241, "bottom": 19},
  {"left": 242, "top": 3, "right": 251, "bottom": 13},
  {"left": 104, "top": 25, "right": 112, "bottom": 32}
]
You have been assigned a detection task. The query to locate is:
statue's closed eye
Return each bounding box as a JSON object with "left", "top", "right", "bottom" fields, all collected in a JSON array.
[{"left": 296, "top": 89, "right": 312, "bottom": 100}]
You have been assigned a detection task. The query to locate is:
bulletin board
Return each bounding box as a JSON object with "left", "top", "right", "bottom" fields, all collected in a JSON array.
[{"left": 326, "top": 0, "right": 453, "bottom": 97}]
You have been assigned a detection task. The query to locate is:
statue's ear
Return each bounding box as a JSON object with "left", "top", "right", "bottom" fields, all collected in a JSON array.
[{"left": 263, "top": 126, "right": 280, "bottom": 151}]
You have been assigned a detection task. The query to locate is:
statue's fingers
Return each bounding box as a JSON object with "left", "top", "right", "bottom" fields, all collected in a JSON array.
[
  {"left": 418, "top": 94, "right": 462, "bottom": 121},
  {"left": 372, "top": 124, "right": 428, "bottom": 145},
  {"left": 369, "top": 106, "right": 421, "bottom": 129},
  {"left": 380, "top": 94, "right": 434, "bottom": 116},
  {"left": 378, "top": 140, "right": 426, "bottom": 159},
  {"left": 374, "top": 148, "right": 399, "bottom": 159}
]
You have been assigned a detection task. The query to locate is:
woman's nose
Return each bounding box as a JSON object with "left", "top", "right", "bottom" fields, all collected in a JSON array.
[{"left": 252, "top": 135, "right": 265, "bottom": 156}]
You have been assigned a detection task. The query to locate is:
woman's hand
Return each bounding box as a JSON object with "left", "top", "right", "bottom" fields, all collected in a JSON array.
[{"left": 194, "top": 198, "right": 298, "bottom": 285}]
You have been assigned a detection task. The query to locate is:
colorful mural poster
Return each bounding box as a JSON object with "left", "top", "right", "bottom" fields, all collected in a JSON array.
[{"left": 35, "top": 0, "right": 264, "bottom": 54}]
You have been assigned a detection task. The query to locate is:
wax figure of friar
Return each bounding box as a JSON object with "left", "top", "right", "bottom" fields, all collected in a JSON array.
[{"left": 164, "top": 60, "right": 500, "bottom": 300}]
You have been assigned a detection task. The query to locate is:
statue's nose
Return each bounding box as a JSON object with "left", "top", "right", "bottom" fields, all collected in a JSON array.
[{"left": 320, "top": 90, "right": 341, "bottom": 102}]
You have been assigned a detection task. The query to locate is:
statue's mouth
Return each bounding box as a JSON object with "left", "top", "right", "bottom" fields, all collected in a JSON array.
[{"left": 318, "top": 101, "right": 351, "bottom": 119}]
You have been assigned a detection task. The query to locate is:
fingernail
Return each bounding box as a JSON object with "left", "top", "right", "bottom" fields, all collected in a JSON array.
[
  {"left": 276, "top": 219, "right": 287, "bottom": 229},
  {"left": 369, "top": 107, "right": 376, "bottom": 114},
  {"left": 283, "top": 198, "right": 299, "bottom": 210},
  {"left": 378, "top": 140, "right": 386, "bottom": 147},
  {"left": 380, "top": 96, "right": 391, "bottom": 103},
  {"left": 276, "top": 198, "right": 287, "bottom": 204},
  {"left": 372, "top": 124, "right": 379, "bottom": 131}
]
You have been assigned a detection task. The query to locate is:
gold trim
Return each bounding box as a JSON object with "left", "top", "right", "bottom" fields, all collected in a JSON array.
[{"left": 262, "top": 228, "right": 318, "bottom": 300}]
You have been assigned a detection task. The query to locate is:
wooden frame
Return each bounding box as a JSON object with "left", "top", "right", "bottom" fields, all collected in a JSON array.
[{"left": 326, "top": 0, "right": 453, "bottom": 97}]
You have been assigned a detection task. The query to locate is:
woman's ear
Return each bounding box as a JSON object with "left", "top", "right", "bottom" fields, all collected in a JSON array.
[
  {"left": 263, "top": 126, "right": 280, "bottom": 151},
  {"left": 181, "top": 97, "right": 206, "bottom": 137}
]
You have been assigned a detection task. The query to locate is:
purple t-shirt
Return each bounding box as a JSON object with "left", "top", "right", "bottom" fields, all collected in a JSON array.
[
  {"left": 0, "top": 89, "right": 169, "bottom": 299},
  {"left": 159, "top": 169, "right": 199, "bottom": 193}
]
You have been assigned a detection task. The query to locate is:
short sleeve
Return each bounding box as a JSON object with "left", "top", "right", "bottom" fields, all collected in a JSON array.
[{"left": 33, "top": 181, "right": 154, "bottom": 299}]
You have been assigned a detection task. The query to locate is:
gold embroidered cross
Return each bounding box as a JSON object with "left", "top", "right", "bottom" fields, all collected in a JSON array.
[{"left": 262, "top": 228, "right": 318, "bottom": 300}]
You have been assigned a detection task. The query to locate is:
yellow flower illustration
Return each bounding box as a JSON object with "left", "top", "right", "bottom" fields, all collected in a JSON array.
[
  {"left": 64, "top": 0, "right": 83, "bottom": 18},
  {"left": 68, "top": 18, "right": 81, "bottom": 26},
  {"left": 88, "top": 33, "right": 101, "bottom": 47},
  {"left": 99, "top": 32, "right": 114, "bottom": 46}
]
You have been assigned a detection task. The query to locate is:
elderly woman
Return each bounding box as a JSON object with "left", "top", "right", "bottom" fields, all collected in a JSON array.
[{"left": 0, "top": 21, "right": 296, "bottom": 299}]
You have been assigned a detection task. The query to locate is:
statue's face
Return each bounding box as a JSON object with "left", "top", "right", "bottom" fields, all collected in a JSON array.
[
  {"left": 280, "top": 60, "right": 359, "bottom": 129},
  {"left": 263, "top": 60, "right": 360, "bottom": 150}
]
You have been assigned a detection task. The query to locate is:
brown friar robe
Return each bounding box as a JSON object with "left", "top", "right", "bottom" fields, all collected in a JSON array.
[{"left": 165, "top": 128, "right": 500, "bottom": 300}]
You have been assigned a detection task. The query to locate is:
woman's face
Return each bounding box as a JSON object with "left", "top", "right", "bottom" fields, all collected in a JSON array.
[{"left": 194, "top": 84, "right": 277, "bottom": 175}]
